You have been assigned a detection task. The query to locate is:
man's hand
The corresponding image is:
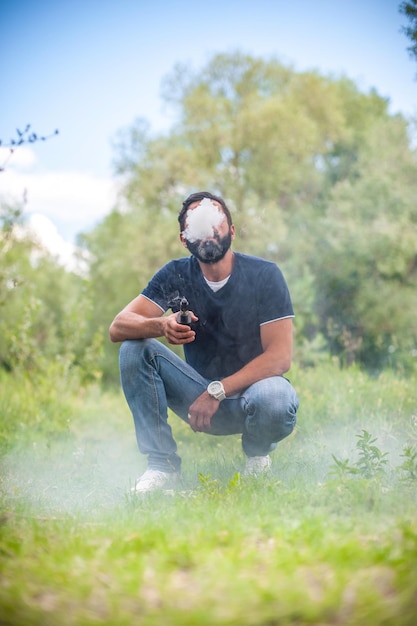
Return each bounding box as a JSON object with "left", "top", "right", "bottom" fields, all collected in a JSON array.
[
  {"left": 163, "top": 311, "right": 198, "bottom": 345},
  {"left": 187, "top": 392, "right": 220, "bottom": 432}
]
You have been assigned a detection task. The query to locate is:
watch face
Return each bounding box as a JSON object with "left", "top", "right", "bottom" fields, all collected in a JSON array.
[
  {"left": 209, "top": 382, "right": 223, "bottom": 394},
  {"left": 208, "top": 381, "right": 225, "bottom": 400}
]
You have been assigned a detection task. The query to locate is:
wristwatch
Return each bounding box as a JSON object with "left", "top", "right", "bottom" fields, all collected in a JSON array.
[{"left": 207, "top": 380, "right": 226, "bottom": 401}]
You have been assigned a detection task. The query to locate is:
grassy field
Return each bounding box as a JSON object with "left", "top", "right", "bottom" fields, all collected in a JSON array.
[{"left": 1, "top": 362, "right": 416, "bottom": 625}]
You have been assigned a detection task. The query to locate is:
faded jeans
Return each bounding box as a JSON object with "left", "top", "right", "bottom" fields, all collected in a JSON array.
[{"left": 119, "top": 338, "right": 299, "bottom": 473}]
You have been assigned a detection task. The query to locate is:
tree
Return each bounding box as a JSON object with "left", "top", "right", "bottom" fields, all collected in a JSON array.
[
  {"left": 79, "top": 201, "right": 188, "bottom": 382},
  {"left": 87, "top": 52, "right": 417, "bottom": 380},
  {"left": 0, "top": 200, "right": 101, "bottom": 381},
  {"left": 400, "top": 0, "right": 417, "bottom": 68},
  {"left": 311, "top": 113, "right": 417, "bottom": 368}
]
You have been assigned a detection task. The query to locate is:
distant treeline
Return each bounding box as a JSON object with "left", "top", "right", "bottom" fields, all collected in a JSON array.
[{"left": 2, "top": 53, "right": 417, "bottom": 384}]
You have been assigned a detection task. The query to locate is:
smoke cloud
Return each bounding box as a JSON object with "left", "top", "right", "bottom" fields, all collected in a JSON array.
[{"left": 182, "top": 198, "right": 224, "bottom": 243}]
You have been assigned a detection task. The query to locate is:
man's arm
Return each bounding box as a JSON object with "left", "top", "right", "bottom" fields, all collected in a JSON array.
[
  {"left": 222, "top": 317, "right": 293, "bottom": 396},
  {"left": 109, "top": 294, "right": 197, "bottom": 344},
  {"left": 188, "top": 317, "right": 293, "bottom": 432}
]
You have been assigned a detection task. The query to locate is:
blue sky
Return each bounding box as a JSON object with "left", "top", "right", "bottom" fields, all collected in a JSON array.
[{"left": 1, "top": 0, "right": 416, "bottom": 249}]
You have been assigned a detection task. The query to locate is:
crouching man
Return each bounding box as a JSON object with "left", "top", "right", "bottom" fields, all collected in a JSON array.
[{"left": 109, "top": 191, "right": 299, "bottom": 493}]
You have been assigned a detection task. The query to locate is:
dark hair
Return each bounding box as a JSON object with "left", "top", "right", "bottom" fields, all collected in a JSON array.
[{"left": 178, "top": 191, "right": 233, "bottom": 231}]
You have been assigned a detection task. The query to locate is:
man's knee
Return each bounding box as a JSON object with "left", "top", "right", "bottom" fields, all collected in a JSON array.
[
  {"left": 244, "top": 376, "right": 298, "bottom": 432},
  {"left": 248, "top": 376, "right": 297, "bottom": 406}
]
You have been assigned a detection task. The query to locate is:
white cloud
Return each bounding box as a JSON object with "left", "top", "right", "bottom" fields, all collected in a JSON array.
[
  {"left": 0, "top": 145, "right": 37, "bottom": 169},
  {"left": 0, "top": 147, "right": 118, "bottom": 242},
  {"left": 28, "top": 213, "right": 82, "bottom": 272},
  {"left": 11, "top": 212, "right": 88, "bottom": 274}
]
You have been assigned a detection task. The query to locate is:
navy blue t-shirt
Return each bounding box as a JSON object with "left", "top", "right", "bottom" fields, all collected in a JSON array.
[{"left": 141, "top": 252, "right": 294, "bottom": 380}]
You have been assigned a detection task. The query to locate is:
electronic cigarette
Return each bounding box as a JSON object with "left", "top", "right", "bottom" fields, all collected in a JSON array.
[{"left": 177, "top": 297, "right": 191, "bottom": 326}]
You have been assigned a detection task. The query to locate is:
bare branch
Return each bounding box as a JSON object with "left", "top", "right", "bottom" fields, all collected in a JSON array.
[{"left": 0, "top": 125, "right": 59, "bottom": 172}]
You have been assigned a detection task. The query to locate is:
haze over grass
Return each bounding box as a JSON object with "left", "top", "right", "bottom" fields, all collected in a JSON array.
[{"left": 1, "top": 362, "right": 416, "bottom": 624}]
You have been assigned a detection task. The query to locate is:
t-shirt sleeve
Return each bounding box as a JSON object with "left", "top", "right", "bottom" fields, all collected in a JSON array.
[
  {"left": 141, "top": 263, "right": 178, "bottom": 313},
  {"left": 257, "top": 263, "right": 294, "bottom": 325}
]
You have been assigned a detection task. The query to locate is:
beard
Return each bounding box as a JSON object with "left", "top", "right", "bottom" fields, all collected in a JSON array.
[{"left": 185, "top": 230, "right": 232, "bottom": 264}]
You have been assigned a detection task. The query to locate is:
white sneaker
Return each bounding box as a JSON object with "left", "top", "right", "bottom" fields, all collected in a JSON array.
[
  {"left": 243, "top": 455, "right": 272, "bottom": 477},
  {"left": 131, "top": 469, "right": 177, "bottom": 494}
]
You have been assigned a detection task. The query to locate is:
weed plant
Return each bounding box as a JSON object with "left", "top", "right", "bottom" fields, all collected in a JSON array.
[{"left": 1, "top": 361, "right": 416, "bottom": 625}]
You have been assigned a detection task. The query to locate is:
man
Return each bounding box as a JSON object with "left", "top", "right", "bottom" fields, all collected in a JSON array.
[{"left": 109, "top": 191, "right": 299, "bottom": 493}]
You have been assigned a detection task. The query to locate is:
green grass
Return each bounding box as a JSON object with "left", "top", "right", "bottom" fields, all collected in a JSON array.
[{"left": 1, "top": 362, "right": 417, "bottom": 625}]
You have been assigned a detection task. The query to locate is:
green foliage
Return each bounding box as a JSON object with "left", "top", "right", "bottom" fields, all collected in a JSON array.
[
  {"left": 355, "top": 429, "right": 389, "bottom": 478},
  {"left": 0, "top": 366, "right": 75, "bottom": 447},
  {"left": 0, "top": 200, "right": 103, "bottom": 382},
  {"left": 398, "top": 444, "right": 417, "bottom": 481},
  {"left": 330, "top": 430, "right": 389, "bottom": 480},
  {"left": 79, "top": 205, "right": 186, "bottom": 382},
  {"left": 2, "top": 52, "right": 417, "bottom": 382},
  {"left": 400, "top": 0, "right": 417, "bottom": 66},
  {"left": 94, "top": 52, "right": 417, "bottom": 380},
  {"left": 312, "top": 115, "right": 417, "bottom": 369}
]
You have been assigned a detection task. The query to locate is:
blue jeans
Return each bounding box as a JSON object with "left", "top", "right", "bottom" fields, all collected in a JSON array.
[{"left": 119, "top": 339, "right": 299, "bottom": 473}]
